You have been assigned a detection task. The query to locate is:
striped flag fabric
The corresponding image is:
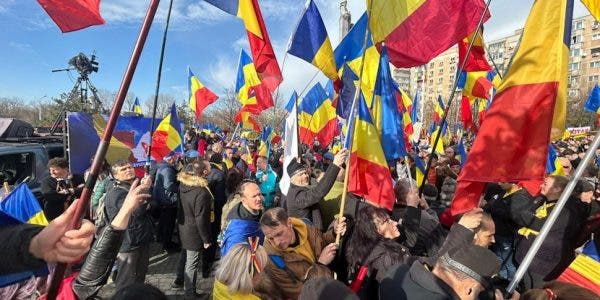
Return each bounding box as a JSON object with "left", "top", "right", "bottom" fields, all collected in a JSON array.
[
  {"left": 584, "top": 84, "right": 600, "bottom": 126},
  {"left": 298, "top": 83, "right": 338, "bottom": 146},
  {"left": 546, "top": 143, "right": 565, "bottom": 175},
  {"left": 0, "top": 183, "right": 49, "bottom": 287},
  {"left": 458, "top": 27, "right": 492, "bottom": 72},
  {"left": 188, "top": 67, "right": 218, "bottom": 121},
  {"left": 458, "top": 71, "right": 494, "bottom": 100},
  {"left": 235, "top": 50, "right": 274, "bottom": 114},
  {"left": 204, "top": 0, "right": 282, "bottom": 92},
  {"left": 131, "top": 97, "right": 142, "bottom": 115},
  {"left": 235, "top": 106, "right": 261, "bottom": 132},
  {"left": 367, "top": 0, "right": 490, "bottom": 68},
  {"left": 37, "top": 0, "right": 105, "bottom": 33},
  {"left": 452, "top": 0, "right": 573, "bottom": 215},
  {"left": 151, "top": 103, "right": 183, "bottom": 161},
  {"left": 333, "top": 13, "right": 380, "bottom": 106},
  {"left": 371, "top": 46, "right": 408, "bottom": 162},
  {"left": 557, "top": 241, "right": 600, "bottom": 295},
  {"left": 414, "top": 155, "right": 426, "bottom": 188},
  {"left": 288, "top": 0, "right": 338, "bottom": 81},
  {"left": 284, "top": 91, "right": 298, "bottom": 113},
  {"left": 348, "top": 91, "right": 395, "bottom": 210},
  {"left": 433, "top": 95, "right": 445, "bottom": 123}
]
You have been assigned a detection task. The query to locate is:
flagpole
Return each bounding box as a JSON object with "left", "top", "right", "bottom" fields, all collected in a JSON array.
[
  {"left": 45, "top": 1, "right": 162, "bottom": 299},
  {"left": 419, "top": 0, "right": 492, "bottom": 195},
  {"left": 144, "top": 0, "right": 174, "bottom": 174},
  {"left": 335, "top": 0, "right": 374, "bottom": 245},
  {"left": 506, "top": 128, "right": 600, "bottom": 294}
]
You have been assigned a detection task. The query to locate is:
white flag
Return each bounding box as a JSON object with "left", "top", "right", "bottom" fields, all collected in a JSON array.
[{"left": 279, "top": 105, "right": 299, "bottom": 196}]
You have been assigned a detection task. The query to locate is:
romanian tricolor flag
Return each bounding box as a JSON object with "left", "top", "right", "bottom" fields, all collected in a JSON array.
[
  {"left": 235, "top": 106, "right": 261, "bottom": 132},
  {"left": 430, "top": 125, "right": 445, "bottom": 155},
  {"left": 288, "top": 0, "right": 338, "bottom": 81},
  {"left": 557, "top": 241, "right": 600, "bottom": 295},
  {"left": 348, "top": 92, "right": 395, "bottom": 210},
  {"left": 411, "top": 89, "right": 420, "bottom": 122},
  {"left": 414, "top": 155, "right": 426, "bottom": 188},
  {"left": 546, "top": 143, "right": 565, "bottom": 175},
  {"left": 151, "top": 103, "right": 183, "bottom": 161},
  {"left": 458, "top": 27, "right": 491, "bottom": 72},
  {"left": 451, "top": 0, "right": 573, "bottom": 216},
  {"left": 371, "top": 46, "right": 408, "bottom": 162},
  {"left": 584, "top": 84, "right": 600, "bottom": 126},
  {"left": 188, "top": 67, "right": 218, "bottom": 121},
  {"left": 433, "top": 95, "right": 445, "bottom": 123},
  {"left": 367, "top": 0, "right": 490, "bottom": 68},
  {"left": 333, "top": 13, "right": 380, "bottom": 106},
  {"left": 131, "top": 97, "right": 142, "bottom": 115},
  {"left": 205, "top": 0, "right": 282, "bottom": 92},
  {"left": 458, "top": 71, "right": 494, "bottom": 100},
  {"left": 235, "top": 50, "right": 273, "bottom": 114},
  {"left": 1, "top": 183, "right": 48, "bottom": 226},
  {"left": 457, "top": 137, "right": 468, "bottom": 168},
  {"left": 397, "top": 88, "right": 414, "bottom": 139},
  {"left": 298, "top": 83, "right": 338, "bottom": 146},
  {"left": 0, "top": 183, "right": 49, "bottom": 287}
]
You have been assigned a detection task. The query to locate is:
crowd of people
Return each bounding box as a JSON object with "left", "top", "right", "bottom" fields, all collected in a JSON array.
[{"left": 1, "top": 128, "right": 600, "bottom": 300}]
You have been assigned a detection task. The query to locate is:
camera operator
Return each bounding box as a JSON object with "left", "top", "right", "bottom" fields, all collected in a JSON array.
[{"left": 41, "top": 157, "right": 84, "bottom": 221}]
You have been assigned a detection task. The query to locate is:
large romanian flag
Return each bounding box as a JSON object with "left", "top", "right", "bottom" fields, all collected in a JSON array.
[
  {"left": 205, "top": 0, "right": 282, "bottom": 92},
  {"left": 151, "top": 103, "right": 183, "bottom": 161},
  {"left": 348, "top": 93, "right": 395, "bottom": 210},
  {"left": 235, "top": 50, "right": 273, "bottom": 114},
  {"left": 371, "top": 46, "right": 408, "bottom": 163},
  {"left": 288, "top": 0, "right": 338, "bottom": 81},
  {"left": 298, "top": 83, "right": 338, "bottom": 146},
  {"left": 189, "top": 67, "right": 218, "bottom": 121},
  {"left": 367, "top": 0, "right": 490, "bottom": 68},
  {"left": 451, "top": 0, "right": 573, "bottom": 215}
]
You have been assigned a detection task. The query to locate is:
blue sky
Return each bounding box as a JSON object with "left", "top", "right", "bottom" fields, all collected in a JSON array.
[{"left": 0, "top": 0, "right": 589, "bottom": 109}]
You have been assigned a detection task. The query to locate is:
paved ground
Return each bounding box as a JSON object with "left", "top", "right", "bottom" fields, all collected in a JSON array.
[{"left": 98, "top": 243, "right": 216, "bottom": 299}]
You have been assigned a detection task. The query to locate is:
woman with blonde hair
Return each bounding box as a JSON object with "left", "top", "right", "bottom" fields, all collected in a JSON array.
[{"left": 213, "top": 237, "right": 280, "bottom": 299}]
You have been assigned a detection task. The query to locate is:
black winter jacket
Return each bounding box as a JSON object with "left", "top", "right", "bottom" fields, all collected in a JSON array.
[
  {"left": 285, "top": 164, "right": 340, "bottom": 230},
  {"left": 177, "top": 172, "right": 214, "bottom": 250},
  {"left": 104, "top": 179, "right": 154, "bottom": 253}
]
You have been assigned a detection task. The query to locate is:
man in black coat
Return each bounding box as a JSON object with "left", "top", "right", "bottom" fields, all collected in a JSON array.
[
  {"left": 152, "top": 152, "right": 179, "bottom": 251},
  {"left": 177, "top": 159, "right": 213, "bottom": 298},
  {"left": 104, "top": 160, "right": 154, "bottom": 292},
  {"left": 284, "top": 149, "right": 348, "bottom": 230},
  {"left": 40, "top": 157, "right": 84, "bottom": 221},
  {"left": 380, "top": 245, "right": 501, "bottom": 300}
]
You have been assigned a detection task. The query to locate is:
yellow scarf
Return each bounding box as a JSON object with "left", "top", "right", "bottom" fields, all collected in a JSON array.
[{"left": 518, "top": 202, "right": 556, "bottom": 238}]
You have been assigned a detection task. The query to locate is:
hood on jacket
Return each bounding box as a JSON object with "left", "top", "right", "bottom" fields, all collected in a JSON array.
[{"left": 177, "top": 172, "right": 209, "bottom": 191}]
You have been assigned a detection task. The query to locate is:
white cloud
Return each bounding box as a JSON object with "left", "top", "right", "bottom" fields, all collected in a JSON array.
[
  {"left": 232, "top": 36, "right": 249, "bottom": 51},
  {"left": 8, "top": 41, "right": 35, "bottom": 54},
  {"left": 0, "top": 0, "right": 16, "bottom": 13},
  {"left": 207, "top": 55, "right": 238, "bottom": 93}
]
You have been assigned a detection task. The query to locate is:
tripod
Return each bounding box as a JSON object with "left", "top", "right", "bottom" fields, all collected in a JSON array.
[{"left": 50, "top": 72, "right": 103, "bottom": 135}]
